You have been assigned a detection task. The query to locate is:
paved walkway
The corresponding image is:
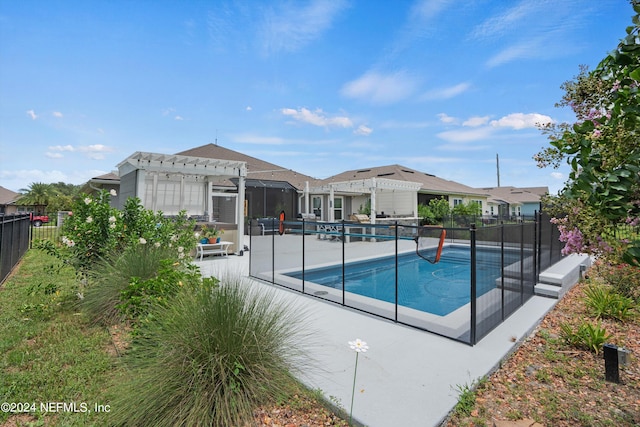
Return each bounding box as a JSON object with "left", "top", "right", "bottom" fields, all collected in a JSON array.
[{"left": 196, "top": 251, "right": 559, "bottom": 427}]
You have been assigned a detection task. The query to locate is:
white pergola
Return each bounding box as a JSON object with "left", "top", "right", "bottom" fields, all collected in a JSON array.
[
  {"left": 118, "top": 151, "right": 247, "bottom": 252},
  {"left": 307, "top": 177, "right": 423, "bottom": 223}
]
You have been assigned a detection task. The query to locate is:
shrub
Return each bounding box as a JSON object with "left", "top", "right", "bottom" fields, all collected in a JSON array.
[
  {"left": 118, "top": 259, "right": 217, "bottom": 321},
  {"left": 560, "top": 321, "right": 612, "bottom": 354},
  {"left": 80, "top": 244, "right": 183, "bottom": 325},
  {"left": 602, "top": 262, "right": 640, "bottom": 301},
  {"left": 61, "top": 190, "right": 197, "bottom": 272},
  {"left": 108, "top": 277, "right": 316, "bottom": 427},
  {"left": 583, "top": 284, "right": 636, "bottom": 322}
]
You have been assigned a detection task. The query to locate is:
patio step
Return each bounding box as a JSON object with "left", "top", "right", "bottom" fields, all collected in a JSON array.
[{"left": 534, "top": 253, "right": 592, "bottom": 299}]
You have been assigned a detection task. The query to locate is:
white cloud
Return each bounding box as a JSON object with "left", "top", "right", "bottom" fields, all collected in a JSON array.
[
  {"left": 490, "top": 113, "right": 553, "bottom": 129},
  {"left": 52, "top": 111, "right": 63, "bottom": 118},
  {"left": 422, "top": 82, "right": 471, "bottom": 100},
  {"left": 437, "top": 127, "right": 495, "bottom": 143},
  {"left": 437, "top": 113, "right": 457, "bottom": 124},
  {"left": 551, "top": 172, "right": 564, "bottom": 180},
  {"left": 26, "top": 110, "right": 38, "bottom": 120},
  {"left": 174, "top": 115, "right": 184, "bottom": 121},
  {"left": 485, "top": 39, "right": 543, "bottom": 68},
  {"left": 245, "top": 106, "right": 252, "bottom": 111},
  {"left": 341, "top": 71, "right": 418, "bottom": 104},
  {"left": 78, "top": 144, "right": 112, "bottom": 153},
  {"left": 49, "top": 145, "right": 75, "bottom": 152},
  {"left": 410, "top": 0, "right": 454, "bottom": 21},
  {"left": 463, "top": 116, "right": 490, "bottom": 127},
  {"left": 470, "top": 1, "right": 540, "bottom": 41},
  {"left": 260, "top": 0, "right": 349, "bottom": 55},
  {"left": 354, "top": 125, "right": 372, "bottom": 136},
  {"left": 46, "top": 144, "right": 113, "bottom": 160},
  {"left": 435, "top": 112, "right": 554, "bottom": 143},
  {"left": 281, "top": 107, "right": 353, "bottom": 128}
]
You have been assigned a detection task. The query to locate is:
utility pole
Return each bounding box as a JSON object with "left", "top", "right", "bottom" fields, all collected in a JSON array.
[{"left": 496, "top": 153, "right": 501, "bottom": 187}]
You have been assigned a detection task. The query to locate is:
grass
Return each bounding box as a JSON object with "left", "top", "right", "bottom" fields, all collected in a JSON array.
[
  {"left": 1, "top": 248, "right": 341, "bottom": 427},
  {"left": 0, "top": 249, "right": 117, "bottom": 426},
  {"left": 80, "top": 244, "right": 178, "bottom": 326},
  {"left": 108, "top": 276, "right": 317, "bottom": 427}
]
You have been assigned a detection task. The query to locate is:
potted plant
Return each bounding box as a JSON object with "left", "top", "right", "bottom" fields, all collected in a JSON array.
[
  {"left": 200, "top": 225, "right": 224, "bottom": 243},
  {"left": 211, "top": 228, "right": 224, "bottom": 243},
  {"left": 198, "top": 225, "right": 212, "bottom": 244}
]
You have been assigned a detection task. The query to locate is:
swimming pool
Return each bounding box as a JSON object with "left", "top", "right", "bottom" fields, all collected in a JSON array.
[{"left": 284, "top": 245, "right": 525, "bottom": 316}]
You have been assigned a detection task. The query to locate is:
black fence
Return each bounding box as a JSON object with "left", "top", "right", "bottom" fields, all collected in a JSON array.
[
  {"left": 248, "top": 212, "right": 562, "bottom": 345},
  {"left": 0, "top": 214, "right": 31, "bottom": 284}
]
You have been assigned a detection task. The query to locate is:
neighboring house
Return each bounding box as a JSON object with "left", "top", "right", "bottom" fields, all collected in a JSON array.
[
  {"left": 82, "top": 172, "right": 121, "bottom": 208},
  {"left": 478, "top": 186, "right": 548, "bottom": 219},
  {"left": 314, "top": 165, "right": 490, "bottom": 221},
  {"left": 0, "top": 186, "right": 21, "bottom": 215}
]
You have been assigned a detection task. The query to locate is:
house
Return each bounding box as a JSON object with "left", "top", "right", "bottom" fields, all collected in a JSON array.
[
  {"left": 86, "top": 145, "right": 550, "bottom": 252},
  {"left": 0, "top": 186, "right": 21, "bottom": 215},
  {"left": 312, "top": 165, "right": 490, "bottom": 222},
  {"left": 82, "top": 172, "right": 121, "bottom": 207},
  {"left": 478, "top": 186, "right": 548, "bottom": 219}
]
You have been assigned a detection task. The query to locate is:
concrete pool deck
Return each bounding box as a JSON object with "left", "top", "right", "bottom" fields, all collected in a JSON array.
[{"left": 194, "top": 239, "right": 573, "bottom": 427}]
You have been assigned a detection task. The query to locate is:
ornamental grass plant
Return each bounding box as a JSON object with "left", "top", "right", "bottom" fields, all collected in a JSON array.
[
  {"left": 108, "top": 275, "right": 317, "bottom": 427},
  {"left": 80, "top": 244, "right": 176, "bottom": 325}
]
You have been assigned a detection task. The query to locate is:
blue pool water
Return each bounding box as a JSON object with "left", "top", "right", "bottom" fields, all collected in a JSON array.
[{"left": 285, "top": 245, "right": 524, "bottom": 316}]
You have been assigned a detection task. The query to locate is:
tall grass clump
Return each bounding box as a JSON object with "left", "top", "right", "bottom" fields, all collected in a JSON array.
[
  {"left": 109, "top": 276, "right": 316, "bottom": 427},
  {"left": 80, "top": 244, "right": 176, "bottom": 325}
]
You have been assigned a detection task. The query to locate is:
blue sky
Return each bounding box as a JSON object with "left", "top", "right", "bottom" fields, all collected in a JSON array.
[{"left": 0, "top": 0, "right": 632, "bottom": 194}]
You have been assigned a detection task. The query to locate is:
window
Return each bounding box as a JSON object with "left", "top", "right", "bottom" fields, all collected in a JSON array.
[
  {"left": 333, "top": 196, "right": 343, "bottom": 220},
  {"left": 453, "top": 198, "right": 463, "bottom": 206}
]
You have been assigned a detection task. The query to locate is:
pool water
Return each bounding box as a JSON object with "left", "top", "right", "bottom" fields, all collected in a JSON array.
[{"left": 285, "top": 245, "right": 524, "bottom": 316}]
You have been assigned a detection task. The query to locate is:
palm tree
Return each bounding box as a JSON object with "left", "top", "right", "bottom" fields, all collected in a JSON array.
[{"left": 18, "top": 182, "right": 57, "bottom": 214}]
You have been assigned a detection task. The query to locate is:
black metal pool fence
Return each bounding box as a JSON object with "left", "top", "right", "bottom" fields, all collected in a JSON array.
[
  {"left": 249, "top": 212, "right": 563, "bottom": 345},
  {"left": 0, "top": 214, "right": 31, "bottom": 285}
]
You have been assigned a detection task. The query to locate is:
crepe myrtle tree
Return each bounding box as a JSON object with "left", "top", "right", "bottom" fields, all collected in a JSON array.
[{"left": 535, "top": 1, "right": 640, "bottom": 265}]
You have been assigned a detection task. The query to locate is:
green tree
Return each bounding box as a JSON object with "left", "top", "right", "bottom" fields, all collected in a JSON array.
[
  {"left": 47, "top": 182, "right": 80, "bottom": 213},
  {"left": 418, "top": 197, "right": 451, "bottom": 225},
  {"left": 452, "top": 201, "right": 482, "bottom": 217},
  {"left": 17, "top": 182, "right": 57, "bottom": 213},
  {"left": 535, "top": 2, "right": 640, "bottom": 264}
]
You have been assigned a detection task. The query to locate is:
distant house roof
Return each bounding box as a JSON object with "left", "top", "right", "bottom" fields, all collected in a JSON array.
[
  {"left": 176, "top": 143, "right": 320, "bottom": 191},
  {"left": 0, "top": 186, "right": 20, "bottom": 205},
  {"left": 323, "top": 165, "right": 489, "bottom": 197},
  {"left": 81, "top": 172, "right": 121, "bottom": 193},
  {"left": 90, "top": 172, "right": 120, "bottom": 183},
  {"left": 478, "top": 186, "right": 548, "bottom": 205}
]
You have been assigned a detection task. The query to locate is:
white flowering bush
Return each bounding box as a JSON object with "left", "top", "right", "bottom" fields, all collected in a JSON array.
[{"left": 61, "top": 190, "right": 197, "bottom": 271}]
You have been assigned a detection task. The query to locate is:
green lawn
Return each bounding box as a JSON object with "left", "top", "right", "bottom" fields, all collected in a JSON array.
[{"left": 0, "top": 249, "right": 120, "bottom": 426}]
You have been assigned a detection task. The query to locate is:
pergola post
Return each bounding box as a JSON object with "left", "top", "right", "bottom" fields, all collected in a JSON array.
[
  {"left": 370, "top": 177, "right": 377, "bottom": 225},
  {"left": 236, "top": 174, "right": 246, "bottom": 253}
]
